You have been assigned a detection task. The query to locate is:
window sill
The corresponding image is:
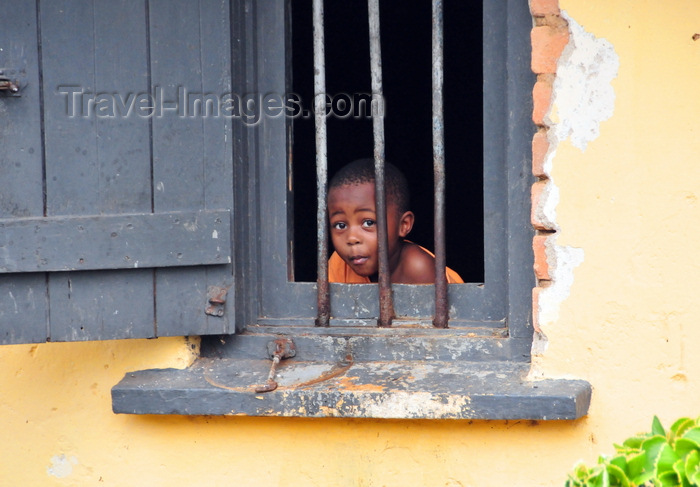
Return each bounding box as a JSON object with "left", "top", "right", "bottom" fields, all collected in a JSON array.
[{"left": 112, "top": 329, "right": 591, "bottom": 420}]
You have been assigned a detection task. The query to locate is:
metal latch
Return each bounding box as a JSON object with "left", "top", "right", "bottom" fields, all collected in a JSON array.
[
  {"left": 255, "top": 339, "right": 296, "bottom": 393},
  {"left": 205, "top": 286, "right": 227, "bottom": 317}
]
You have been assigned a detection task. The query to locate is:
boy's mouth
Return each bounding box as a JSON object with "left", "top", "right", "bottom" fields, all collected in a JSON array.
[{"left": 349, "top": 256, "right": 369, "bottom": 266}]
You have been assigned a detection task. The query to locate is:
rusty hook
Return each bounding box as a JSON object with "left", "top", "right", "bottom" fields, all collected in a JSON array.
[
  {"left": 254, "top": 355, "right": 281, "bottom": 393},
  {"left": 254, "top": 339, "right": 296, "bottom": 394}
]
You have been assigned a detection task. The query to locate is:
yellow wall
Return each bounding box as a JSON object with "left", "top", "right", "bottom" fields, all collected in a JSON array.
[{"left": 2, "top": 1, "right": 700, "bottom": 486}]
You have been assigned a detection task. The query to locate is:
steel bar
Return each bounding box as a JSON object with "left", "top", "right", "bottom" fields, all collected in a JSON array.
[
  {"left": 432, "top": 0, "right": 449, "bottom": 328},
  {"left": 368, "top": 0, "right": 394, "bottom": 327},
  {"left": 313, "top": 0, "right": 330, "bottom": 326}
]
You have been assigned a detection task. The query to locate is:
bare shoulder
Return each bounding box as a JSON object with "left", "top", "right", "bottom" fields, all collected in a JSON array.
[{"left": 397, "top": 243, "right": 436, "bottom": 284}]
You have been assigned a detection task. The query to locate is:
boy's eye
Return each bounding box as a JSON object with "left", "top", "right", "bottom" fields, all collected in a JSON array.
[
  {"left": 362, "top": 219, "right": 376, "bottom": 229},
  {"left": 332, "top": 222, "right": 347, "bottom": 230}
]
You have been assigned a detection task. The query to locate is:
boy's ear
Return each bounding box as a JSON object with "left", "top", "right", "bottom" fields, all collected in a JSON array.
[{"left": 398, "top": 211, "right": 415, "bottom": 238}]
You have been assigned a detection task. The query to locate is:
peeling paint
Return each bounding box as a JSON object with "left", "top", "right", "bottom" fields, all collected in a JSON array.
[
  {"left": 531, "top": 12, "right": 618, "bottom": 375},
  {"left": 362, "top": 392, "right": 472, "bottom": 419},
  {"left": 538, "top": 10, "right": 619, "bottom": 322},
  {"left": 47, "top": 454, "right": 78, "bottom": 479},
  {"left": 547, "top": 11, "right": 619, "bottom": 153},
  {"left": 531, "top": 330, "right": 549, "bottom": 357}
]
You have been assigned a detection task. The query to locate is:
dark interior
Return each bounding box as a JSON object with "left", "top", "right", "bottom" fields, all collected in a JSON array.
[{"left": 291, "top": 1, "right": 484, "bottom": 282}]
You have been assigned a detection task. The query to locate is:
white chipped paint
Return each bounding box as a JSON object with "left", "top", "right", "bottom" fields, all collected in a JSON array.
[
  {"left": 546, "top": 11, "right": 619, "bottom": 153},
  {"left": 47, "top": 454, "right": 78, "bottom": 479},
  {"left": 212, "top": 229, "right": 218, "bottom": 239},
  {"left": 534, "top": 181, "right": 560, "bottom": 231},
  {"left": 540, "top": 236, "right": 584, "bottom": 325},
  {"left": 156, "top": 181, "right": 165, "bottom": 192},
  {"left": 362, "top": 391, "right": 472, "bottom": 418},
  {"left": 531, "top": 12, "right": 618, "bottom": 372}
]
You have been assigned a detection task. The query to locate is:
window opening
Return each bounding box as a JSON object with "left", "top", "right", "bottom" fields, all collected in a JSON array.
[
  {"left": 291, "top": 1, "right": 484, "bottom": 286},
  {"left": 309, "top": 0, "right": 464, "bottom": 327}
]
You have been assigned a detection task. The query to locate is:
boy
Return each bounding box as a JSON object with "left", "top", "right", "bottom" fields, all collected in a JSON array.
[{"left": 327, "top": 158, "right": 463, "bottom": 284}]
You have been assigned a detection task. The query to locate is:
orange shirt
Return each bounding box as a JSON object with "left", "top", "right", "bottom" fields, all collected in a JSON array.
[{"left": 328, "top": 247, "right": 464, "bottom": 284}]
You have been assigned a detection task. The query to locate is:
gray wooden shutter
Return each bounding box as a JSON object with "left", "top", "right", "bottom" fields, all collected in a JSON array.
[{"left": 0, "top": 0, "right": 235, "bottom": 343}]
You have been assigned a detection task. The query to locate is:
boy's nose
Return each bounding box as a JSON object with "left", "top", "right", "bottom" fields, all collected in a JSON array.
[{"left": 347, "top": 228, "right": 361, "bottom": 244}]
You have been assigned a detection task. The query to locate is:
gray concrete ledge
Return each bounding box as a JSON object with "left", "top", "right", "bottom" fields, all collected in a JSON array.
[{"left": 112, "top": 358, "right": 591, "bottom": 420}]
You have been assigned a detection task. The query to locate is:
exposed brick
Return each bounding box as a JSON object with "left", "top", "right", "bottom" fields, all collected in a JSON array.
[
  {"left": 542, "top": 14, "right": 569, "bottom": 29},
  {"left": 530, "top": 180, "right": 554, "bottom": 230},
  {"left": 531, "top": 25, "right": 569, "bottom": 74},
  {"left": 532, "top": 78, "right": 553, "bottom": 126},
  {"left": 533, "top": 234, "right": 550, "bottom": 280},
  {"left": 530, "top": 0, "right": 560, "bottom": 17},
  {"left": 532, "top": 131, "right": 549, "bottom": 178}
]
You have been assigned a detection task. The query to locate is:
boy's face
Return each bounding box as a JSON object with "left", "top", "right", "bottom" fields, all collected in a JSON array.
[{"left": 328, "top": 182, "right": 413, "bottom": 278}]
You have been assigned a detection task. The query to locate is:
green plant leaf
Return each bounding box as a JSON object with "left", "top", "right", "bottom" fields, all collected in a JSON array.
[
  {"left": 691, "top": 470, "right": 700, "bottom": 487},
  {"left": 674, "top": 438, "right": 700, "bottom": 460},
  {"left": 631, "top": 469, "right": 655, "bottom": 486},
  {"left": 685, "top": 450, "right": 699, "bottom": 473},
  {"left": 623, "top": 436, "right": 648, "bottom": 451},
  {"left": 570, "top": 463, "right": 594, "bottom": 483},
  {"left": 672, "top": 458, "right": 691, "bottom": 487},
  {"left": 682, "top": 428, "right": 700, "bottom": 445},
  {"left": 610, "top": 455, "right": 628, "bottom": 471},
  {"left": 606, "top": 463, "right": 632, "bottom": 487},
  {"left": 653, "top": 417, "right": 668, "bottom": 437},
  {"left": 642, "top": 436, "right": 669, "bottom": 472},
  {"left": 684, "top": 450, "right": 700, "bottom": 485},
  {"left": 568, "top": 463, "right": 609, "bottom": 487},
  {"left": 565, "top": 418, "right": 700, "bottom": 487},
  {"left": 631, "top": 449, "right": 657, "bottom": 486},
  {"left": 596, "top": 466, "right": 610, "bottom": 487},
  {"left": 627, "top": 451, "right": 648, "bottom": 480},
  {"left": 671, "top": 418, "right": 695, "bottom": 440},
  {"left": 658, "top": 469, "right": 681, "bottom": 487},
  {"left": 565, "top": 474, "right": 582, "bottom": 487},
  {"left": 658, "top": 444, "right": 682, "bottom": 474},
  {"left": 577, "top": 466, "right": 608, "bottom": 487}
]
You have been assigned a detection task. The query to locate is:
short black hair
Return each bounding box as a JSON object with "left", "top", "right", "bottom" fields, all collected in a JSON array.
[{"left": 329, "top": 158, "right": 410, "bottom": 214}]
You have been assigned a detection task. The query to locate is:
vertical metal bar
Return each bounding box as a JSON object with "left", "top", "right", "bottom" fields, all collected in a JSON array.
[
  {"left": 313, "top": 0, "right": 330, "bottom": 327},
  {"left": 432, "top": 0, "right": 449, "bottom": 328},
  {"left": 368, "top": 0, "right": 393, "bottom": 327}
]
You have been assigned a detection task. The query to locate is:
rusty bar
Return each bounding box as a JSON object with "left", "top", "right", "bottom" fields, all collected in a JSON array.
[
  {"left": 313, "top": 0, "right": 330, "bottom": 327},
  {"left": 432, "top": 0, "right": 449, "bottom": 328},
  {"left": 368, "top": 0, "right": 394, "bottom": 327}
]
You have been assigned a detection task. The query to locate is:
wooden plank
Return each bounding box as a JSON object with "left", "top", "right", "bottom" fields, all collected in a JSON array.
[
  {"left": 0, "top": 0, "right": 49, "bottom": 343},
  {"left": 150, "top": 0, "right": 234, "bottom": 337},
  {"left": 40, "top": 0, "right": 156, "bottom": 340},
  {"left": 0, "top": 210, "right": 232, "bottom": 272},
  {"left": 198, "top": 0, "right": 236, "bottom": 334}
]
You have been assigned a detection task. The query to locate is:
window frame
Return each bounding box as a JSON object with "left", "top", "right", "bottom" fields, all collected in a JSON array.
[{"left": 233, "top": 0, "right": 534, "bottom": 338}]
